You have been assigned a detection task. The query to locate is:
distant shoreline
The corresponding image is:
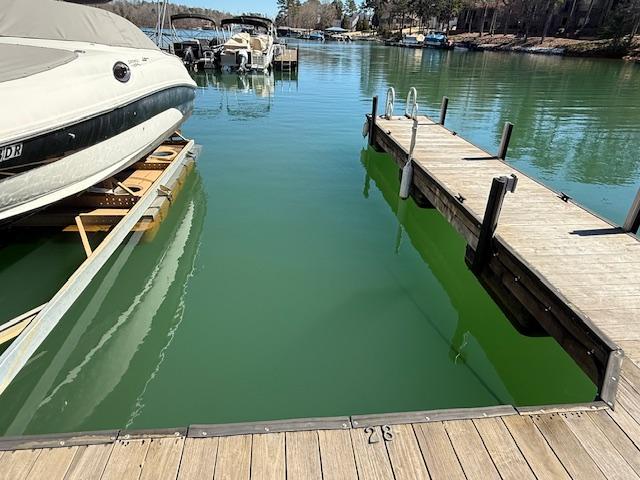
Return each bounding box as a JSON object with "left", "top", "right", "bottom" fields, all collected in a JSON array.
[{"left": 448, "top": 33, "right": 640, "bottom": 62}]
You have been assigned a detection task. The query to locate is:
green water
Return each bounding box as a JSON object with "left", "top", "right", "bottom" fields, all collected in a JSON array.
[{"left": 1, "top": 44, "right": 639, "bottom": 436}]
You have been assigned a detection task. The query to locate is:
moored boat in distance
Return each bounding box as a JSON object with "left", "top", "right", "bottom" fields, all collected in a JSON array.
[
  {"left": 0, "top": 0, "right": 196, "bottom": 223},
  {"left": 400, "top": 33, "right": 425, "bottom": 48},
  {"left": 170, "top": 13, "right": 223, "bottom": 70},
  {"left": 219, "top": 16, "right": 280, "bottom": 72},
  {"left": 425, "top": 31, "right": 453, "bottom": 49},
  {"left": 324, "top": 27, "right": 351, "bottom": 42},
  {"left": 302, "top": 30, "right": 325, "bottom": 41}
]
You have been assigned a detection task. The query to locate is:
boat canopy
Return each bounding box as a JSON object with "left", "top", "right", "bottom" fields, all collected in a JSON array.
[
  {"left": 0, "top": 0, "right": 158, "bottom": 50},
  {"left": 0, "top": 44, "right": 77, "bottom": 83},
  {"left": 220, "top": 16, "right": 273, "bottom": 29},
  {"left": 170, "top": 13, "right": 217, "bottom": 27}
]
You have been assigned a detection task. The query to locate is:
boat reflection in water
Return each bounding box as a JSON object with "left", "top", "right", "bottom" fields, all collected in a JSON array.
[
  {"left": 192, "top": 70, "right": 298, "bottom": 119},
  {"left": 0, "top": 173, "right": 206, "bottom": 436}
]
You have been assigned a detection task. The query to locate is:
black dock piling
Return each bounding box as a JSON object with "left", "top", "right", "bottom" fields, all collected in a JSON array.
[
  {"left": 439, "top": 97, "right": 449, "bottom": 126},
  {"left": 497, "top": 122, "right": 514, "bottom": 160},
  {"left": 624, "top": 187, "right": 640, "bottom": 233},
  {"left": 369, "top": 96, "right": 379, "bottom": 147},
  {"left": 468, "top": 174, "right": 518, "bottom": 272}
]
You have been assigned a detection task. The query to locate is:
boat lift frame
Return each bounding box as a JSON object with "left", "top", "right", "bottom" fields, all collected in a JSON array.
[{"left": 0, "top": 139, "right": 200, "bottom": 396}]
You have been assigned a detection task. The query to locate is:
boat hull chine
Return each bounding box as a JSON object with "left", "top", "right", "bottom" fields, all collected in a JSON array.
[{"left": 0, "top": 95, "right": 194, "bottom": 222}]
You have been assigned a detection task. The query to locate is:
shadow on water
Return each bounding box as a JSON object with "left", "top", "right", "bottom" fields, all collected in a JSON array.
[
  {"left": 360, "top": 147, "right": 596, "bottom": 407},
  {"left": 0, "top": 172, "right": 206, "bottom": 435}
]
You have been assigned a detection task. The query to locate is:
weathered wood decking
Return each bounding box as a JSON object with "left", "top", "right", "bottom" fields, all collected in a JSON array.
[{"left": 0, "top": 357, "right": 639, "bottom": 479}]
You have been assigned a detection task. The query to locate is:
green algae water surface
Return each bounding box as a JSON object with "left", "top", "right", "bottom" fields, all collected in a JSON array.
[{"left": 1, "top": 43, "right": 639, "bottom": 435}]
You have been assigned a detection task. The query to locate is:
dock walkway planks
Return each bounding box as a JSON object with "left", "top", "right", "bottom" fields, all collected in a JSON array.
[
  {"left": 1, "top": 358, "right": 640, "bottom": 478},
  {"left": 273, "top": 47, "right": 298, "bottom": 71}
]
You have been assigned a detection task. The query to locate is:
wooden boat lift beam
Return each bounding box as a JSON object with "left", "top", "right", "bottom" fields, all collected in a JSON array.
[{"left": 0, "top": 139, "right": 200, "bottom": 396}]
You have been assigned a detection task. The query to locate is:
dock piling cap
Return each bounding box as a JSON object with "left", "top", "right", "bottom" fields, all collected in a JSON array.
[{"left": 503, "top": 173, "right": 518, "bottom": 193}]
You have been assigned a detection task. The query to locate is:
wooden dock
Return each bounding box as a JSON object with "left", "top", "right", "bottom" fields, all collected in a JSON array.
[
  {"left": 0, "top": 357, "right": 639, "bottom": 479},
  {"left": 274, "top": 47, "right": 299, "bottom": 71},
  {"left": 364, "top": 92, "right": 640, "bottom": 408}
]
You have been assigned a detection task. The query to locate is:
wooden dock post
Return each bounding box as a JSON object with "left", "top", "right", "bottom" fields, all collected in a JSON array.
[
  {"left": 368, "top": 96, "right": 379, "bottom": 147},
  {"left": 497, "top": 122, "right": 514, "bottom": 160},
  {"left": 623, "top": 187, "right": 640, "bottom": 233},
  {"left": 469, "top": 174, "right": 518, "bottom": 272},
  {"left": 439, "top": 96, "right": 449, "bottom": 125}
]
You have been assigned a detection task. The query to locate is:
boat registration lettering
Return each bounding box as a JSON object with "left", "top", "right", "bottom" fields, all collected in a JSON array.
[{"left": 0, "top": 143, "right": 23, "bottom": 162}]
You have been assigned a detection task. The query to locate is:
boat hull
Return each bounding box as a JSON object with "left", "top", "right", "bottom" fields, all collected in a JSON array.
[
  {"left": 0, "top": 101, "right": 192, "bottom": 222},
  {"left": 0, "top": 38, "right": 196, "bottom": 223}
]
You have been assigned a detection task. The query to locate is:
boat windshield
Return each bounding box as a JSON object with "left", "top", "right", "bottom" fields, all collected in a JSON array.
[
  {"left": 0, "top": 0, "right": 158, "bottom": 50},
  {"left": 227, "top": 24, "right": 269, "bottom": 36}
]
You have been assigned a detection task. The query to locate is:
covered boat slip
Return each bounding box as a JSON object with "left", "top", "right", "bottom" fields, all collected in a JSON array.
[{"left": 0, "top": 358, "right": 639, "bottom": 479}]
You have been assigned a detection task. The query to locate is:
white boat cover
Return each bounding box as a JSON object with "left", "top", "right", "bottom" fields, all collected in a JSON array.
[
  {"left": 250, "top": 36, "right": 270, "bottom": 51},
  {"left": 224, "top": 32, "right": 251, "bottom": 50},
  {"left": 404, "top": 34, "right": 425, "bottom": 43},
  {"left": 0, "top": 0, "right": 158, "bottom": 50},
  {"left": 0, "top": 44, "right": 77, "bottom": 82}
]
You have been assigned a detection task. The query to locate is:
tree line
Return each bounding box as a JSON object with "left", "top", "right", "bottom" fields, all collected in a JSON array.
[
  {"left": 276, "top": 0, "right": 366, "bottom": 29},
  {"left": 363, "top": 0, "right": 640, "bottom": 41},
  {"left": 97, "top": 0, "right": 231, "bottom": 28}
]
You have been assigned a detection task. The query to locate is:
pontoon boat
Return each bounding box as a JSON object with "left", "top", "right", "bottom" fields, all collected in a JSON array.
[
  {"left": 425, "top": 31, "right": 452, "bottom": 49},
  {"left": 400, "top": 33, "right": 425, "bottom": 47},
  {"left": 219, "top": 16, "right": 279, "bottom": 72},
  {"left": 170, "top": 13, "right": 222, "bottom": 70}
]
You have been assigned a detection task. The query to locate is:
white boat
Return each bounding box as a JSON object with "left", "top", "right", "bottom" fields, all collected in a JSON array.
[
  {"left": 0, "top": 0, "right": 197, "bottom": 223},
  {"left": 219, "top": 16, "right": 279, "bottom": 72},
  {"left": 400, "top": 33, "right": 425, "bottom": 48},
  {"left": 425, "top": 31, "right": 452, "bottom": 49}
]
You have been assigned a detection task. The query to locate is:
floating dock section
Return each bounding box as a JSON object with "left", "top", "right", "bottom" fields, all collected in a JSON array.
[
  {"left": 274, "top": 46, "right": 299, "bottom": 71},
  {"left": 365, "top": 89, "right": 640, "bottom": 411}
]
